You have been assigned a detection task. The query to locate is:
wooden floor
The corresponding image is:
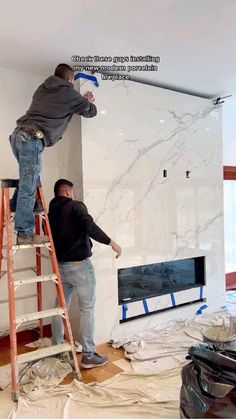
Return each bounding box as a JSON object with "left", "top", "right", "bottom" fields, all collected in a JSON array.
[{"left": 0, "top": 343, "right": 131, "bottom": 385}]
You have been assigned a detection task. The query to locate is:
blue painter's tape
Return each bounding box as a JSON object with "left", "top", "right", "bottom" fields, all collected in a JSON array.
[
  {"left": 74, "top": 72, "right": 99, "bottom": 87},
  {"left": 196, "top": 304, "right": 208, "bottom": 315},
  {"left": 143, "top": 299, "right": 149, "bottom": 314},
  {"left": 170, "top": 292, "right": 176, "bottom": 307},
  {"left": 122, "top": 304, "right": 128, "bottom": 320},
  {"left": 200, "top": 286, "right": 203, "bottom": 300}
]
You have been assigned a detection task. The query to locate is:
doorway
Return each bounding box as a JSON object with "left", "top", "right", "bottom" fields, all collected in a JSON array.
[{"left": 224, "top": 166, "right": 236, "bottom": 290}]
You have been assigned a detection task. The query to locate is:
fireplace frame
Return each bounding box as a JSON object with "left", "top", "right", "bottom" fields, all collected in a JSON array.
[{"left": 118, "top": 256, "right": 206, "bottom": 323}]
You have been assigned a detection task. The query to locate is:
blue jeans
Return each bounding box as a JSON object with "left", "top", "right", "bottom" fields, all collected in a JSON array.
[
  {"left": 9, "top": 128, "right": 44, "bottom": 236},
  {"left": 51, "top": 259, "right": 96, "bottom": 356}
]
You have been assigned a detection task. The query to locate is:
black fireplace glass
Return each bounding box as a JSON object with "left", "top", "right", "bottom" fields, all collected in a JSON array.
[{"left": 118, "top": 256, "right": 205, "bottom": 304}]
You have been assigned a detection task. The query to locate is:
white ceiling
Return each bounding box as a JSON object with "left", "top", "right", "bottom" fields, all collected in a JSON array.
[{"left": 0, "top": 0, "right": 236, "bottom": 97}]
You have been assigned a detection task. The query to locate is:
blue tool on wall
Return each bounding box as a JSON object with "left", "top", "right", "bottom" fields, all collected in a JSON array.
[{"left": 74, "top": 72, "right": 99, "bottom": 87}]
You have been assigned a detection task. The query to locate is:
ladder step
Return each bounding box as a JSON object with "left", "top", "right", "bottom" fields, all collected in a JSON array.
[
  {"left": 12, "top": 243, "right": 50, "bottom": 250},
  {"left": 16, "top": 308, "right": 64, "bottom": 324},
  {"left": 17, "top": 343, "right": 72, "bottom": 364},
  {"left": 10, "top": 210, "right": 44, "bottom": 215},
  {"left": 1, "top": 267, "right": 36, "bottom": 280},
  {"left": 15, "top": 274, "right": 57, "bottom": 287},
  {"left": 0, "top": 178, "right": 19, "bottom": 188}
]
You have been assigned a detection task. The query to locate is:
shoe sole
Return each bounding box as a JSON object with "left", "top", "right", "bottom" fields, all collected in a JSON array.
[{"left": 81, "top": 360, "right": 109, "bottom": 369}]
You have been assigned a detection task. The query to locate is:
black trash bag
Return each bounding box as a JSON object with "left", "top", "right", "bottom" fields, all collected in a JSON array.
[{"left": 180, "top": 343, "right": 236, "bottom": 418}]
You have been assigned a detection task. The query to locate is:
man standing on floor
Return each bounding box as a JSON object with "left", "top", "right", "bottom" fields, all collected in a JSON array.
[
  {"left": 9, "top": 63, "right": 97, "bottom": 245},
  {"left": 49, "top": 179, "right": 122, "bottom": 368}
]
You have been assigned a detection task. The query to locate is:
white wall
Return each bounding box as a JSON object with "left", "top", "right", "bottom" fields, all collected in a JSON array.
[
  {"left": 57, "top": 116, "right": 83, "bottom": 200},
  {"left": 56, "top": 116, "right": 83, "bottom": 338},
  {"left": 81, "top": 76, "right": 225, "bottom": 344},
  {"left": 223, "top": 98, "right": 236, "bottom": 166},
  {"left": 0, "top": 67, "right": 59, "bottom": 332}
]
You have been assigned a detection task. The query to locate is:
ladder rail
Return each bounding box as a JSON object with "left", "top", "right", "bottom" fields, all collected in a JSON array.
[
  {"left": 0, "top": 188, "right": 4, "bottom": 273},
  {"left": 38, "top": 186, "right": 80, "bottom": 375},
  {"left": 35, "top": 212, "right": 43, "bottom": 338},
  {"left": 4, "top": 187, "right": 19, "bottom": 396}
]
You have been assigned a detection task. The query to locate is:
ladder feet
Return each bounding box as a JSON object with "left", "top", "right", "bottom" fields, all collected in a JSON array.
[
  {"left": 12, "top": 391, "right": 20, "bottom": 402},
  {"left": 61, "top": 352, "right": 81, "bottom": 380},
  {"left": 73, "top": 371, "right": 82, "bottom": 381}
]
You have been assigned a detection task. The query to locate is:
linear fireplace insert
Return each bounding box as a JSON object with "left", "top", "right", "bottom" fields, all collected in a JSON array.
[{"left": 118, "top": 256, "right": 205, "bottom": 304}]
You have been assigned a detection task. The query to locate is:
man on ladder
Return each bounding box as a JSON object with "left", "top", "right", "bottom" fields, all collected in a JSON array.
[
  {"left": 1, "top": 63, "right": 97, "bottom": 400},
  {"left": 9, "top": 63, "right": 96, "bottom": 245}
]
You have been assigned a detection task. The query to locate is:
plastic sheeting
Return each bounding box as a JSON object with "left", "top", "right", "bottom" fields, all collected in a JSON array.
[
  {"left": 0, "top": 357, "right": 72, "bottom": 394},
  {"left": 180, "top": 343, "right": 236, "bottom": 418},
  {"left": 111, "top": 307, "right": 236, "bottom": 374},
  {"left": 0, "top": 299, "right": 235, "bottom": 418},
  {"left": 2, "top": 369, "right": 182, "bottom": 419}
]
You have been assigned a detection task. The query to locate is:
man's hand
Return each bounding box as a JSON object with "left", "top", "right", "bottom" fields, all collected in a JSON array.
[
  {"left": 83, "top": 91, "right": 95, "bottom": 103},
  {"left": 110, "top": 240, "right": 122, "bottom": 259}
]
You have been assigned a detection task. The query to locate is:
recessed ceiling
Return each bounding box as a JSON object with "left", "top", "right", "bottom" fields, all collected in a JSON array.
[{"left": 0, "top": 0, "right": 236, "bottom": 97}]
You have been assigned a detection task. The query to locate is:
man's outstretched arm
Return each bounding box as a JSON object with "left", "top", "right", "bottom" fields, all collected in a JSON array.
[
  {"left": 73, "top": 201, "right": 122, "bottom": 258},
  {"left": 71, "top": 89, "right": 97, "bottom": 118}
]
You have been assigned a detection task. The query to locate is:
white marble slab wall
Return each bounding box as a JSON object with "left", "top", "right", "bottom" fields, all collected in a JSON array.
[{"left": 81, "top": 76, "right": 225, "bottom": 344}]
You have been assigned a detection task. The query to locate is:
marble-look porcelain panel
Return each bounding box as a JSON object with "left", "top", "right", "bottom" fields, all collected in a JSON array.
[{"left": 81, "top": 77, "right": 225, "bottom": 343}]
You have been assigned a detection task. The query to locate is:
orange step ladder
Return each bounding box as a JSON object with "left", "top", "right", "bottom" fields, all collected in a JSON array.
[{"left": 0, "top": 179, "right": 81, "bottom": 401}]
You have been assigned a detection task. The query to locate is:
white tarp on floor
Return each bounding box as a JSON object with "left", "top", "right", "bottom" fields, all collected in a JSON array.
[
  {"left": 0, "top": 357, "right": 72, "bottom": 394},
  {"left": 1, "top": 369, "right": 182, "bottom": 419},
  {"left": 111, "top": 303, "right": 236, "bottom": 374},
  {"left": 0, "top": 296, "right": 235, "bottom": 419}
]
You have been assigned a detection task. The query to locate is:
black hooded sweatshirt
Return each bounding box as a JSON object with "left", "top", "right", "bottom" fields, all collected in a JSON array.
[
  {"left": 16, "top": 75, "right": 97, "bottom": 147},
  {"left": 48, "top": 196, "right": 111, "bottom": 262}
]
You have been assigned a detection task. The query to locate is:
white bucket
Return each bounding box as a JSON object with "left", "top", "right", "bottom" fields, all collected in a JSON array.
[{"left": 201, "top": 325, "right": 236, "bottom": 350}]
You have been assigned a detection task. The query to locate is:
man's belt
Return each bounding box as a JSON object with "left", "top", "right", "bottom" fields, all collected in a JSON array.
[
  {"left": 35, "top": 130, "right": 44, "bottom": 139},
  {"left": 19, "top": 127, "right": 44, "bottom": 139},
  {"left": 60, "top": 258, "right": 90, "bottom": 266}
]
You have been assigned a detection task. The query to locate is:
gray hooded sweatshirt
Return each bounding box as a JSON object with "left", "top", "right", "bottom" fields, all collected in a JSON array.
[{"left": 16, "top": 75, "right": 97, "bottom": 147}]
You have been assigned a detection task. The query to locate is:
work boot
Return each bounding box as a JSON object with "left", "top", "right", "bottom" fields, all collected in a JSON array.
[
  {"left": 80, "top": 353, "right": 108, "bottom": 369},
  {"left": 17, "top": 233, "right": 49, "bottom": 245}
]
